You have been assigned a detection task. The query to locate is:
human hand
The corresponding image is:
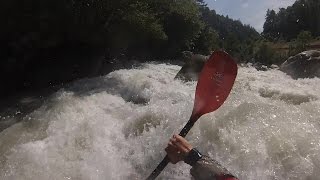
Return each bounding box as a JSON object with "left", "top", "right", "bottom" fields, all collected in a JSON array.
[{"left": 165, "top": 134, "right": 193, "bottom": 164}]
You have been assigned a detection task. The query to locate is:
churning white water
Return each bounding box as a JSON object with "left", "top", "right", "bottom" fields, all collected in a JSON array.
[{"left": 0, "top": 63, "right": 320, "bottom": 180}]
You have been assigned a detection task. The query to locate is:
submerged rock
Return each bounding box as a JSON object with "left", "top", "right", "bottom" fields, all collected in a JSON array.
[
  {"left": 270, "top": 64, "right": 279, "bottom": 70},
  {"left": 174, "top": 51, "right": 209, "bottom": 81},
  {"left": 280, "top": 50, "right": 320, "bottom": 79}
]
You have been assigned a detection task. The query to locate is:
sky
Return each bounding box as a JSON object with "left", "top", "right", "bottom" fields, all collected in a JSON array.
[{"left": 204, "top": 0, "right": 296, "bottom": 32}]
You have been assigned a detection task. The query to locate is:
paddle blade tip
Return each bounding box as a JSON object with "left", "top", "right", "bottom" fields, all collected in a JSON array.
[{"left": 191, "top": 51, "right": 238, "bottom": 121}]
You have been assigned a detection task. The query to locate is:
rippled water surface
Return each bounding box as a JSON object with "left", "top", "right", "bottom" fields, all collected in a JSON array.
[{"left": 0, "top": 63, "right": 320, "bottom": 180}]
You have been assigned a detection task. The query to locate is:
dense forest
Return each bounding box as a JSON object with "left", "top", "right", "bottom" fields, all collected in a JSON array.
[
  {"left": 263, "top": 0, "right": 320, "bottom": 41},
  {"left": 1, "top": 0, "right": 259, "bottom": 59},
  {"left": 0, "top": 0, "right": 319, "bottom": 96},
  {"left": 0, "top": 0, "right": 259, "bottom": 96}
]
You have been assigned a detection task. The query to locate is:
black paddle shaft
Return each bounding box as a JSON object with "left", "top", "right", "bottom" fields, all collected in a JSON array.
[{"left": 146, "top": 119, "right": 195, "bottom": 180}]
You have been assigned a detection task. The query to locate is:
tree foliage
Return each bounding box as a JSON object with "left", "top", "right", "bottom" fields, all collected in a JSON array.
[
  {"left": 263, "top": 0, "right": 320, "bottom": 41},
  {"left": 288, "top": 30, "right": 313, "bottom": 56},
  {"left": 1, "top": 0, "right": 260, "bottom": 61},
  {"left": 5, "top": 0, "right": 301, "bottom": 95}
]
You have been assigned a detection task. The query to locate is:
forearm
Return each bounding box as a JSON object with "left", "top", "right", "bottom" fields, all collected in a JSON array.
[
  {"left": 190, "top": 155, "right": 238, "bottom": 180},
  {"left": 164, "top": 135, "right": 238, "bottom": 180}
]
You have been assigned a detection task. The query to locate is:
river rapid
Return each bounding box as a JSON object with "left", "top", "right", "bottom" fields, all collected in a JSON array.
[{"left": 0, "top": 63, "right": 320, "bottom": 180}]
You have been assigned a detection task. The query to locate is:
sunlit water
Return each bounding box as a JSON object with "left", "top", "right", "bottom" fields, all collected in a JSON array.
[{"left": 0, "top": 63, "right": 320, "bottom": 180}]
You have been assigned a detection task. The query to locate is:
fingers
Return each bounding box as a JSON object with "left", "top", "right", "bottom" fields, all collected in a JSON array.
[
  {"left": 165, "top": 134, "right": 194, "bottom": 164},
  {"left": 169, "top": 138, "right": 188, "bottom": 154},
  {"left": 174, "top": 135, "right": 190, "bottom": 145},
  {"left": 170, "top": 135, "right": 193, "bottom": 155},
  {"left": 165, "top": 142, "right": 183, "bottom": 164}
]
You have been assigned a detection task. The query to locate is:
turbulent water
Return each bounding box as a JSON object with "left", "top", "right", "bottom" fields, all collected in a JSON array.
[{"left": 0, "top": 63, "right": 320, "bottom": 180}]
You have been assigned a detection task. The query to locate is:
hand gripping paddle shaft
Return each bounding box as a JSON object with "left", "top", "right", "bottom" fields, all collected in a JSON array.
[{"left": 146, "top": 51, "right": 238, "bottom": 180}]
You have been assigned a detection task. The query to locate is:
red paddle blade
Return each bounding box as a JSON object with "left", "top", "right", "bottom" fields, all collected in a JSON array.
[{"left": 191, "top": 51, "right": 238, "bottom": 122}]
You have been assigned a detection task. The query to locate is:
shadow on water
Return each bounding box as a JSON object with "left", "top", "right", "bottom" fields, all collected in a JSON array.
[
  {"left": 0, "top": 86, "right": 62, "bottom": 132},
  {"left": 258, "top": 88, "right": 318, "bottom": 105},
  {"left": 0, "top": 62, "right": 156, "bottom": 132}
]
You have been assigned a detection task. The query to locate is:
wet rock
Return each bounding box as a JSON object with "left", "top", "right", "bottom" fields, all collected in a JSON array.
[
  {"left": 280, "top": 50, "right": 320, "bottom": 79},
  {"left": 174, "top": 51, "right": 209, "bottom": 81},
  {"left": 241, "top": 62, "right": 269, "bottom": 71},
  {"left": 270, "top": 64, "right": 279, "bottom": 70},
  {"left": 252, "top": 62, "right": 268, "bottom": 71}
]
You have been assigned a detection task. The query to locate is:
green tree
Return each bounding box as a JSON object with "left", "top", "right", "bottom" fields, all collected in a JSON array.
[
  {"left": 159, "top": 0, "right": 204, "bottom": 57},
  {"left": 193, "top": 27, "right": 219, "bottom": 55},
  {"left": 263, "top": 0, "right": 320, "bottom": 41},
  {"left": 288, "top": 30, "right": 313, "bottom": 55},
  {"left": 296, "top": 30, "right": 313, "bottom": 48},
  {"left": 223, "top": 33, "right": 240, "bottom": 56},
  {"left": 253, "top": 41, "right": 275, "bottom": 64},
  {"left": 263, "top": 9, "right": 278, "bottom": 40}
]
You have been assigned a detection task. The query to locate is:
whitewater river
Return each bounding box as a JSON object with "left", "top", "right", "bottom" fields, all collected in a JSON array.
[{"left": 0, "top": 63, "right": 320, "bottom": 180}]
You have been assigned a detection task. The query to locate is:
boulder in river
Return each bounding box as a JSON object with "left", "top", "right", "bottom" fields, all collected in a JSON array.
[
  {"left": 174, "top": 51, "right": 209, "bottom": 81},
  {"left": 280, "top": 50, "right": 320, "bottom": 79}
]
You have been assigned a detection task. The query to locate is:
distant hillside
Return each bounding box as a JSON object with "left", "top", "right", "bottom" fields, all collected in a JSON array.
[
  {"left": 199, "top": 6, "right": 260, "bottom": 42},
  {"left": 193, "top": 2, "right": 260, "bottom": 59}
]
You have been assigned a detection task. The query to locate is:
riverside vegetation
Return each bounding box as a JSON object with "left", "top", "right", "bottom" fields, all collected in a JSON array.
[{"left": 1, "top": 0, "right": 319, "bottom": 96}]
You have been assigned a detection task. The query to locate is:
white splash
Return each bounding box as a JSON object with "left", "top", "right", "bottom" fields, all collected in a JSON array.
[{"left": 0, "top": 63, "right": 319, "bottom": 180}]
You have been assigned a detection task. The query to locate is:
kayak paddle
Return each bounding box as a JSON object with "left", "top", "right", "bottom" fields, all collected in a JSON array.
[{"left": 146, "top": 51, "right": 238, "bottom": 180}]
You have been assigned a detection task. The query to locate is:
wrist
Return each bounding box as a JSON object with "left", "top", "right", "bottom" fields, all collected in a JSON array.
[{"left": 184, "top": 148, "right": 202, "bottom": 166}]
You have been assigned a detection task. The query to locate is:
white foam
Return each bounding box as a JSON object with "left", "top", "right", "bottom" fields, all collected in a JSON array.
[{"left": 0, "top": 63, "right": 319, "bottom": 180}]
